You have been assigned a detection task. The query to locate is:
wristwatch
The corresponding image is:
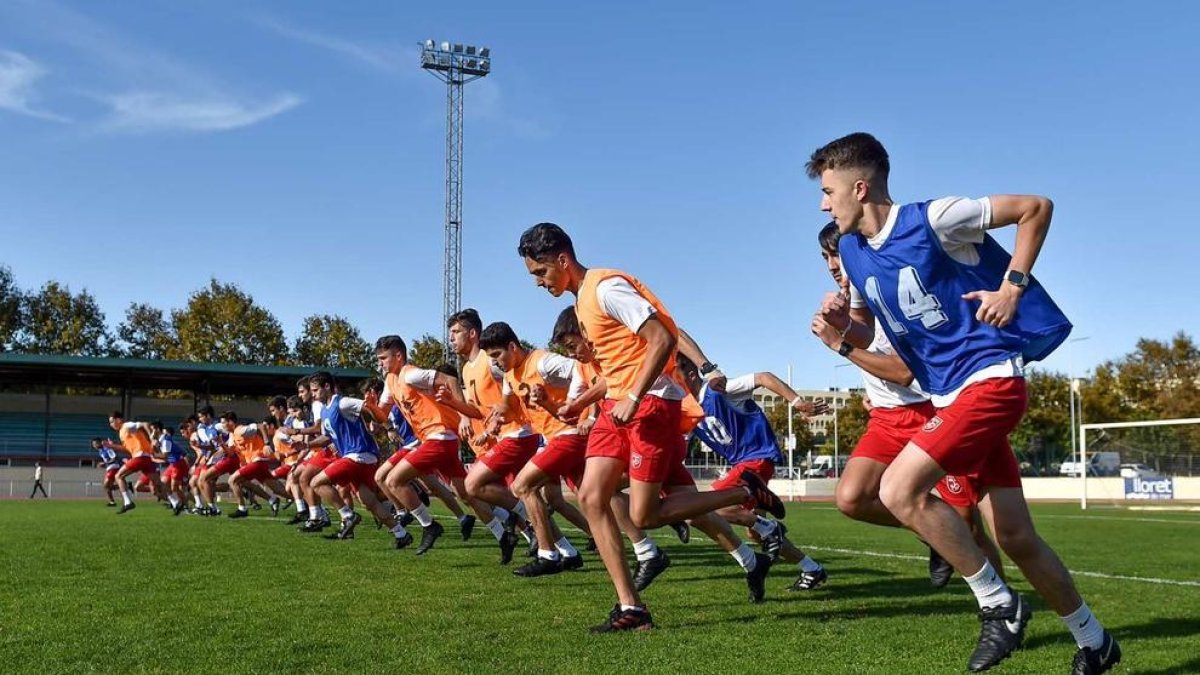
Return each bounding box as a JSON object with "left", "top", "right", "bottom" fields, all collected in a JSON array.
[
  {"left": 838, "top": 341, "right": 854, "bottom": 357},
  {"left": 1005, "top": 269, "right": 1029, "bottom": 289},
  {"left": 699, "top": 361, "right": 719, "bottom": 376}
]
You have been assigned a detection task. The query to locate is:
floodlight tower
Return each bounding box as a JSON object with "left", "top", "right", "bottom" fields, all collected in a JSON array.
[{"left": 420, "top": 40, "right": 492, "bottom": 358}]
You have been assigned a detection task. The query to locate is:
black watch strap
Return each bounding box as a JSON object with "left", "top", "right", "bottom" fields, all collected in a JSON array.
[
  {"left": 699, "top": 361, "right": 719, "bottom": 376},
  {"left": 837, "top": 341, "right": 854, "bottom": 357}
]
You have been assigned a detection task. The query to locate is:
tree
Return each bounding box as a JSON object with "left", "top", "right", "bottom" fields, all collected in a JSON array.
[
  {"left": 830, "top": 392, "right": 869, "bottom": 455},
  {"left": 168, "top": 279, "right": 289, "bottom": 365},
  {"left": 294, "top": 314, "right": 373, "bottom": 370},
  {"left": 14, "top": 281, "right": 112, "bottom": 356},
  {"left": 409, "top": 334, "right": 450, "bottom": 370},
  {"left": 1010, "top": 369, "right": 1072, "bottom": 472},
  {"left": 117, "top": 302, "right": 174, "bottom": 359},
  {"left": 0, "top": 265, "right": 22, "bottom": 351},
  {"left": 763, "top": 399, "right": 816, "bottom": 463}
]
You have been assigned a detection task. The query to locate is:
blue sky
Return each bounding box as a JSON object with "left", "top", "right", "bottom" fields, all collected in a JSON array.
[{"left": 1, "top": 0, "right": 1196, "bottom": 389}]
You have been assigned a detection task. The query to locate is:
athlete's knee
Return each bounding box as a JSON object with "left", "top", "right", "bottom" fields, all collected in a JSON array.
[
  {"left": 627, "top": 501, "right": 660, "bottom": 530},
  {"left": 993, "top": 522, "right": 1039, "bottom": 560},
  {"left": 835, "top": 481, "right": 876, "bottom": 520},
  {"left": 878, "top": 476, "right": 919, "bottom": 523}
]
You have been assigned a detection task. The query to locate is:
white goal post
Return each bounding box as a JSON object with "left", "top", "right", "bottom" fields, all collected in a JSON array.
[{"left": 1078, "top": 418, "right": 1200, "bottom": 509}]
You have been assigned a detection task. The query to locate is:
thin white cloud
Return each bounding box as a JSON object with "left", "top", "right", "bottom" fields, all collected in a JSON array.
[
  {"left": 254, "top": 15, "right": 415, "bottom": 74},
  {"left": 0, "top": 50, "right": 69, "bottom": 122},
  {"left": 100, "top": 91, "right": 302, "bottom": 133}
]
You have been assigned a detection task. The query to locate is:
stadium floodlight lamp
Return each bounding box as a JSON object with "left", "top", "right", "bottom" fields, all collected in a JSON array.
[
  {"left": 480, "top": 47, "right": 490, "bottom": 58},
  {"left": 441, "top": 41, "right": 451, "bottom": 52},
  {"left": 425, "top": 39, "right": 435, "bottom": 50},
  {"left": 453, "top": 43, "right": 464, "bottom": 53},
  {"left": 479, "top": 60, "right": 490, "bottom": 73},
  {"left": 466, "top": 45, "right": 476, "bottom": 55}
]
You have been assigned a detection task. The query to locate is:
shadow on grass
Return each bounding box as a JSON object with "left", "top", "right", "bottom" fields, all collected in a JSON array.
[{"left": 667, "top": 597, "right": 978, "bottom": 630}]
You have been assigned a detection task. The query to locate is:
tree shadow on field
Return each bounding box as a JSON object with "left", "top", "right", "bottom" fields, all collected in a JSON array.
[
  {"left": 1129, "top": 656, "right": 1200, "bottom": 675},
  {"left": 1022, "top": 615, "right": 1200, "bottom": 675}
]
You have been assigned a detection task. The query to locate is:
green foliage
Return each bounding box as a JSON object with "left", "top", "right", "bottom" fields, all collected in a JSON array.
[
  {"left": 13, "top": 280, "right": 113, "bottom": 356},
  {"left": 0, "top": 264, "right": 22, "bottom": 351},
  {"left": 117, "top": 302, "right": 174, "bottom": 359},
  {"left": 409, "top": 333, "right": 450, "bottom": 370},
  {"left": 294, "top": 314, "right": 374, "bottom": 370},
  {"left": 168, "top": 279, "right": 289, "bottom": 365},
  {"left": 762, "top": 398, "right": 815, "bottom": 456}
]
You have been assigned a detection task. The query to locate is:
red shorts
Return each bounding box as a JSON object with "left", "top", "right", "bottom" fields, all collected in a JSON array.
[
  {"left": 273, "top": 464, "right": 292, "bottom": 480},
  {"left": 914, "top": 378, "right": 1026, "bottom": 490},
  {"left": 852, "top": 402, "right": 937, "bottom": 464},
  {"left": 104, "top": 467, "right": 119, "bottom": 482},
  {"left": 207, "top": 454, "right": 241, "bottom": 478},
  {"left": 477, "top": 435, "right": 540, "bottom": 479},
  {"left": 236, "top": 460, "right": 274, "bottom": 482},
  {"left": 587, "top": 397, "right": 694, "bottom": 487},
  {"left": 125, "top": 455, "right": 159, "bottom": 476},
  {"left": 711, "top": 459, "right": 775, "bottom": 509},
  {"left": 163, "top": 459, "right": 189, "bottom": 482},
  {"left": 385, "top": 449, "right": 411, "bottom": 467},
  {"left": 324, "top": 457, "right": 380, "bottom": 491},
  {"left": 192, "top": 462, "right": 206, "bottom": 478},
  {"left": 935, "top": 474, "right": 981, "bottom": 508},
  {"left": 402, "top": 438, "right": 467, "bottom": 480},
  {"left": 531, "top": 433, "right": 587, "bottom": 488},
  {"left": 137, "top": 473, "right": 152, "bottom": 486},
  {"left": 303, "top": 450, "right": 335, "bottom": 472}
]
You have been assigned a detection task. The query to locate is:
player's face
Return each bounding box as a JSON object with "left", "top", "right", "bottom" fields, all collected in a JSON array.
[
  {"left": 108, "top": 417, "right": 120, "bottom": 431},
  {"left": 485, "top": 346, "right": 513, "bottom": 372},
  {"left": 821, "top": 248, "right": 844, "bottom": 286},
  {"left": 198, "top": 412, "right": 212, "bottom": 424},
  {"left": 560, "top": 334, "right": 594, "bottom": 363},
  {"left": 310, "top": 382, "right": 332, "bottom": 404},
  {"left": 820, "top": 168, "right": 866, "bottom": 234},
  {"left": 376, "top": 348, "right": 403, "bottom": 374},
  {"left": 221, "top": 419, "right": 234, "bottom": 433},
  {"left": 524, "top": 255, "right": 566, "bottom": 297},
  {"left": 448, "top": 323, "right": 476, "bottom": 355},
  {"left": 297, "top": 386, "right": 311, "bottom": 403},
  {"left": 287, "top": 406, "right": 303, "bottom": 419}
]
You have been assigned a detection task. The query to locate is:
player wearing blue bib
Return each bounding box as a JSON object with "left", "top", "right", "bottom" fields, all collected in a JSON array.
[
  {"left": 150, "top": 421, "right": 189, "bottom": 515},
  {"left": 93, "top": 437, "right": 124, "bottom": 506},
  {"left": 300, "top": 371, "right": 414, "bottom": 547},
  {"left": 676, "top": 355, "right": 831, "bottom": 593},
  {"left": 807, "top": 132, "right": 1118, "bottom": 674}
]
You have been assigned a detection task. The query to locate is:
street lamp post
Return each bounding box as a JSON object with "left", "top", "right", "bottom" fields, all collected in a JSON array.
[{"left": 1068, "top": 335, "right": 1091, "bottom": 471}]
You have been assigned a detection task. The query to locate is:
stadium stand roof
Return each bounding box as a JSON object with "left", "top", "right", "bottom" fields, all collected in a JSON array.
[{"left": 0, "top": 353, "right": 374, "bottom": 396}]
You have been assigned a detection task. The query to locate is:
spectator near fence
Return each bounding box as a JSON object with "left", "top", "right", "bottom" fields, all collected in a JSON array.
[{"left": 29, "top": 462, "right": 48, "bottom": 498}]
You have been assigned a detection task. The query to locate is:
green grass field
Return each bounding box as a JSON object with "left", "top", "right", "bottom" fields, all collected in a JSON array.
[{"left": 2, "top": 500, "right": 1197, "bottom": 674}]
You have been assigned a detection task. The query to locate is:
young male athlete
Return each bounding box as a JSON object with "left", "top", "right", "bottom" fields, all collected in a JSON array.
[
  {"left": 371, "top": 336, "right": 509, "bottom": 557},
  {"left": 221, "top": 413, "right": 286, "bottom": 519},
  {"left": 810, "top": 222, "right": 1005, "bottom": 587},
  {"left": 518, "top": 223, "right": 786, "bottom": 631},
  {"left": 274, "top": 397, "right": 310, "bottom": 520},
  {"left": 674, "top": 354, "right": 831, "bottom": 591},
  {"left": 105, "top": 411, "right": 164, "bottom": 514},
  {"left": 93, "top": 437, "right": 123, "bottom": 507},
  {"left": 284, "top": 377, "right": 337, "bottom": 531},
  {"left": 806, "top": 132, "right": 1118, "bottom": 673},
  {"left": 149, "top": 421, "right": 189, "bottom": 515},
  {"left": 192, "top": 407, "right": 232, "bottom": 516}
]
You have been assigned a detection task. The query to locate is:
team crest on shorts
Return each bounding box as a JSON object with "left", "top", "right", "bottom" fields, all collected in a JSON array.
[
  {"left": 923, "top": 417, "right": 943, "bottom": 433},
  {"left": 943, "top": 475, "right": 963, "bottom": 494},
  {"left": 631, "top": 453, "right": 643, "bottom": 469}
]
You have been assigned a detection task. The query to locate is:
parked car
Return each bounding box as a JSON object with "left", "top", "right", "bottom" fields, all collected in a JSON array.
[
  {"left": 1119, "top": 463, "right": 1157, "bottom": 479},
  {"left": 1059, "top": 451, "right": 1120, "bottom": 477}
]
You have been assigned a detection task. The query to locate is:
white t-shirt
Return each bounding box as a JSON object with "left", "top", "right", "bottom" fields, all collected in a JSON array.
[
  {"left": 722, "top": 373, "right": 757, "bottom": 402},
  {"left": 594, "top": 277, "right": 685, "bottom": 401},
  {"left": 34, "top": 465, "right": 42, "bottom": 481},
  {"left": 859, "top": 328, "right": 929, "bottom": 409},
  {"left": 848, "top": 197, "right": 1020, "bottom": 407}
]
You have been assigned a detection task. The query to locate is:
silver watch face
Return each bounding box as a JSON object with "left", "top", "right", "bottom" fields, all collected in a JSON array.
[{"left": 1007, "top": 270, "right": 1028, "bottom": 286}]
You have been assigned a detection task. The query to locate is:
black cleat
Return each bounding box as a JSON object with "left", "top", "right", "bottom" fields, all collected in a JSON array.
[
  {"left": 1072, "top": 630, "right": 1121, "bottom": 675},
  {"left": 669, "top": 521, "right": 691, "bottom": 544},
  {"left": 525, "top": 531, "right": 539, "bottom": 559},
  {"left": 172, "top": 501, "right": 185, "bottom": 516},
  {"left": 117, "top": 502, "right": 136, "bottom": 514},
  {"left": 228, "top": 509, "right": 249, "bottom": 519},
  {"left": 499, "top": 530, "right": 519, "bottom": 565},
  {"left": 251, "top": 501, "right": 262, "bottom": 511},
  {"left": 740, "top": 470, "right": 786, "bottom": 519},
  {"left": 270, "top": 499, "right": 280, "bottom": 517},
  {"left": 787, "top": 566, "right": 828, "bottom": 591},
  {"left": 106, "top": 502, "right": 117, "bottom": 507},
  {"left": 502, "top": 510, "right": 520, "bottom": 533},
  {"left": 398, "top": 512, "right": 415, "bottom": 528},
  {"left": 298, "top": 518, "right": 329, "bottom": 533},
  {"left": 459, "top": 515, "right": 476, "bottom": 541},
  {"left": 394, "top": 532, "right": 414, "bottom": 549},
  {"left": 415, "top": 520, "right": 445, "bottom": 556},
  {"left": 337, "top": 512, "right": 362, "bottom": 539},
  {"left": 746, "top": 552, "right": 773, "bottom": 603},
  {"left": 632, "top": 551, "right": 671, "bottom": 592},
  {"left": 287, "top": 510, "right": 309, "bottom": 525},
  {"left": 561, "top": 554, "right": 584, "bottom": 571},
  {"left": 760, "top": 522, "right": 784, "bottom": 562},
  {"left": 590, "top": 605, "right": 653, "bottom": 633},
  {"left": 929, "top": 545, "right": 954, "bottom": 588},
  {"left": 513, "top": 556, "right": 564, "bottom": 577},
  {"left": 968, "top": 594, "right": 1032, "bottom": 672},
  {"left": 585, "top": 537, "right": 597, "bottom": 552},
  {"left": 410, "top": 481, "right": 431, "bottom": 507}
]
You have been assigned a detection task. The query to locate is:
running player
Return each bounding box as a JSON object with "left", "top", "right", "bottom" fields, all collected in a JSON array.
[
  {"left": 811, "top": 221, "right": 1005, "bottom": 587},
  {"left": 93, "top": 437, "right": 123, "bottom": 506},
  {"left": 191, "top": 407, "right": 229, "bottom": 515},
  {"left": 149, "top": 421, "right": 189, "bottom": 515},
  {"left": 673, "top": 354, "right": 831, "bottom": 591},
  {"left": 222, "top": 414, "right": 286, "bottom": 519},
  {"left": 105, "top": 411, "right": 164, "bottom": 514},
  {"left": 518, "top": 223, "right": 786, "bottom": 631},
  {"left": 806, "top": 132, "right": 1117, "bottom": 673}
]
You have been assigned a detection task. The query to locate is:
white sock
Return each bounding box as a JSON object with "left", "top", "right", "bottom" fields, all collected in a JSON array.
[
  {"left": 964, "top": 561, "right": 1013, "bottom": 610},
  {"left": 555, "top": 537, "right": 579, "bottom": 558},
  {"left": 269, "top": 496, "right": 279, "bottom": 505},
  {"left": 620, "top": 604, "right": 639, "bottom": 612},
  {"left": 486, "top": 518, "right": 505, "bottom": 540},
  {"left": 537, "top": 549, "right": 561, "bottom": 561},
  {"left": 751, "top": 516, "right": 778, "bottom": 538},
  {"left": 512, "top": 501, "right": 528, "bottom": 520},
  {"left": 412, "top": 504, "right": 434, "bottom": 527},
  {"left": 633, "top": 538, "right": 660, "bottom": 562},
  {"left": 237, "top": 505, "right": 248, "bottom": 513},
  {"left": 338, "top": 506, "right": 354, "bottom": 520},
  {"left": 296, "top": 499, "right": 308, "bottom": 512},
  {"left": 730, "top": 543, "right": 757, "bottom": 572},
  {"left": 1061, "top": 601, "right": 1105, "bottom": 649},
  {"left": 391, "top": 522, "right": 409, "bottom": 538},
  {"left": 798, "top": 555, "right": 821, "bottom": 573},
  {"left": 396, "top": 508, "right": 410, "bottom": 518},
  {"left": 167, "top": 495, "right": 179, "bottom": 507},
  {"left": 122, "top": 490, "right": 133, "bottom": 506},
  {"left": 193, "top": 494, "right": 203, "bottom": 508}
]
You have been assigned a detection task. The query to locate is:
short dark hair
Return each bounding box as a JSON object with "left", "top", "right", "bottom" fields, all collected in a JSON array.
[
  {"left": 91, "top": 437, "right": 103, "bottom": 445},
  {"left": 296, "top": 375, "right": 311, "bottom": 389},
  {"left": 805, "top": 132, "right": 890, "bottom": 181},
  {"left": 363, "top": 378, "right": 385, "bottom": 395},
  {"left": 220, "top": 411, "right": 238, "bottom": 423},
  {"left": 550, "top": 307, "right": 581, "bottom": 345},
  {"left": 310, "top": 371, "right": 335, "bottom": 389},
  {"left": 448, "top": 308, "right": 482, "bottom": 333},
  {"left": 818, "top": 221, "right": 841, "bottom": 253},
  {"left": 164, "top": 427, "right": 175, "bottom": 436},
  {"left": 374, "top": 335, "right": 408, "bottom": 360},
  {"left": 286, "top": 395, "right": 304, "bottom": 410},
  {"left": 518, "top": 222, "right": 575, "bottom": 262},
  {"left": 198, "top": 405, "right": 215, "bottom": 417},
  {"left": 479, "top": 322, "right": 521, "bottom": 351},
  {"left": 184, "top": 414, "right": 198, "bottom": 424},
  {"left": 268, "top": 395, "right": 287, "bottom": 410},
  {"left": 149, "top": 419, "right": 164, "bottom": 431},
  {"left": 675, "top": 352, "right": 698, "bottom": 379},
  {"left": 109, "top": 410, "right": 124, "bottom": 420},
  {"left": 261, "top": 417, "right": 277, "bottom": 428}
]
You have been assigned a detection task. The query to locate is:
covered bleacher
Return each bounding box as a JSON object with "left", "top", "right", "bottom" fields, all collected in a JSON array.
[{"left": 0, "top": 354, "right": 373, "bottom": 463}]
